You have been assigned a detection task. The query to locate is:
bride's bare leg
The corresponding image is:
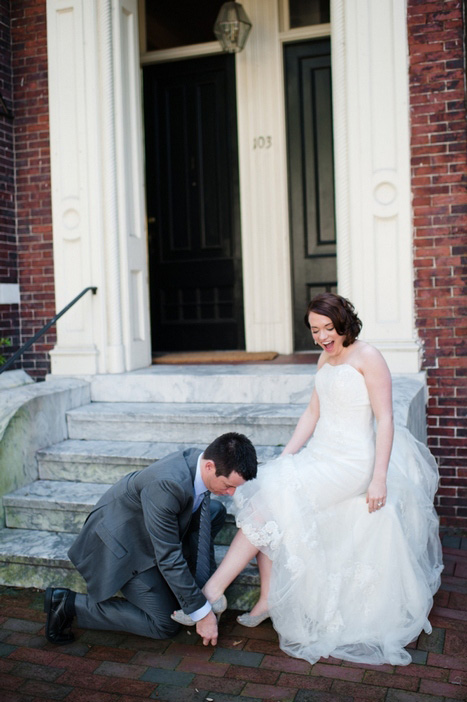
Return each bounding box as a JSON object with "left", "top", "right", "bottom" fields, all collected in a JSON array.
[
  {"left": 248, "top": 551, "right": 272, "bottom": 616},
  {"left": 203, "top": 529, "right": 259, "bottom": 602}
]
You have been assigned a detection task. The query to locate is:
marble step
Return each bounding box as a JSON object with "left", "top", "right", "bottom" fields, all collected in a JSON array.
[
  {"left": 67, "top": 401, "right": 304, "bottom": 445},
  {"left": 0, "top": 528, "right": 259, "bottom": 611},
  {"left": 3, "top": 480, "right": 111, "bottom": 533},
  {"left": 89, "top": 364, "right": 315, "bottom": 405},
  {"left": 37, "top": 439, "right": 282, "bottom": 483},
  {"left": 3, "top": 480, "right": 239, "bottom": 543}
]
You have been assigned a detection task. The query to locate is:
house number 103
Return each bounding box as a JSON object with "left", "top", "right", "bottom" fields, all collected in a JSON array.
[{"left": 253, "top": 136, "right": 272, "bottom": 149}]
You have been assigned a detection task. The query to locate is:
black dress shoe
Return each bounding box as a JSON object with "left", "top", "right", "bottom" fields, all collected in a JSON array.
[{"left": 44, "top": 587, "right": 75, "bottom": 644}]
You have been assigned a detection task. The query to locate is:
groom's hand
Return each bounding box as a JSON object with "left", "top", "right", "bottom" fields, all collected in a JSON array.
[{"left": 196, "top": 609, "right": 218, "bottom": 646}]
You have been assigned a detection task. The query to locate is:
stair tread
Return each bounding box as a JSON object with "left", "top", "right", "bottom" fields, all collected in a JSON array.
[
  {"left": 37, "top": 439, "right": 281, "bottom": 464},
  {"left": 0, "top": 528, "right": 258, "bottom": 580},
  {"left": 3, "top": 480, "right": 111, "bottom": 509},
  {"left": 67, "top": 401, "right": 304, "bottom": 423},
  {"left": 3, "top": 480, "right": 236, "bottom": 523}
]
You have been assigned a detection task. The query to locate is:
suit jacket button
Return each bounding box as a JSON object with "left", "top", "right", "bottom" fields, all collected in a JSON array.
[{"left": 132, "top": 570, "right": 138, "bottom": 576}]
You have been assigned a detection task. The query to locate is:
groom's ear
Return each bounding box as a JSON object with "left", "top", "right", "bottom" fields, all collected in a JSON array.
[{"left": 204, "top": 459, "right": 216, "bottom": 474}]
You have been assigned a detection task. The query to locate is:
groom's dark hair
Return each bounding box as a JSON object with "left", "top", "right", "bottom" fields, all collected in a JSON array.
[{"left": 205, "top": 432, "right": 257, "bottom": 481}]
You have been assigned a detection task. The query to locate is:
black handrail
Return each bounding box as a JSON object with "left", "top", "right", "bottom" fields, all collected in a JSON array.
[{"left": 0, "top": 286, "right": 97, "bottom": 374}]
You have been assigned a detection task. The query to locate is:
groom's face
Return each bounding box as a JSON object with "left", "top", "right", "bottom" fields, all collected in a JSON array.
[{"left": 204, "top": 462, "right": 246, "bottom": 496}]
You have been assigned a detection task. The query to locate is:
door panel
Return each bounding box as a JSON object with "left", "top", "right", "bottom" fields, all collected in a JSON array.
[
  {"left": 143, "top": 55, "right": 244, "bottom": 352},
  {"left": 284, "top": 39, "right": 337, "bottom": 351}
]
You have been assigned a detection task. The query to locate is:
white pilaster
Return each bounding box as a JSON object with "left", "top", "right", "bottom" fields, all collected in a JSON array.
[
  {"left": 331, "top": 0, "right": 420, "bottom": 372},
  {"left": 236, "top": 0, "right": 293, "bottom": 354},
  {"left": 47, "top": 0, "right": 100, "bottom": 374},
  {"left": 47, "top": 0, "right": 151, "bottom": 374}
]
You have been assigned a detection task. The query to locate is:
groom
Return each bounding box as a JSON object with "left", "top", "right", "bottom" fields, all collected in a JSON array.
[{"left": 44, "top": 432, "right": 257, "bottom": 646}]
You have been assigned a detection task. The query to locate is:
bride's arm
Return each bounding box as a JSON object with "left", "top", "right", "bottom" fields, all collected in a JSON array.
[
  {"left": 361, "top": 346, "right": 394, "bottom": 512},
  {"left": 281, "top": 388, "right": 320, "bottom": 455}
]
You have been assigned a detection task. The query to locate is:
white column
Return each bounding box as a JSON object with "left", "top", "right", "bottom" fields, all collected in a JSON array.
[
  {"left": 47, "top": 0, "right": 151, "bottom": 374},
  {"left": 236, "top": 0, "right": 293, "bottom": 354},
  {"left": 332, "top": 0, "right": 420, "bottom": 372}
]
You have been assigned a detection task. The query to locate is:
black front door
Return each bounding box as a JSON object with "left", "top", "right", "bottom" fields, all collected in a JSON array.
[
  {"left": 143, "top": 55, "right": 244, "bottom": 352},
  {"left": 284, "top": 39, "right": 337, "bottom": 351}
]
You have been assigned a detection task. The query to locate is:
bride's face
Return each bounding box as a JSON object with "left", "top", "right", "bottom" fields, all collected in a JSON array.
[{"left": 308, "top": 312, "right": 344, "bottom": 357}]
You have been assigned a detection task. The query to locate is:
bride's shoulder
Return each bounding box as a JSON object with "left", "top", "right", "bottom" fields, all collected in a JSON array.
[{"left": 353, "top": 341, "right": 389, "bottom": 373}]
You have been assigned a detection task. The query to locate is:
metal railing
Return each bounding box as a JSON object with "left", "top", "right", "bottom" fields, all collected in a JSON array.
[{"left": 0, "top": 286, "right": 97, "bottom": 375}]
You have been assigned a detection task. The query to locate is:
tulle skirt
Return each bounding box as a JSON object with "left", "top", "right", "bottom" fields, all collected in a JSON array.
[{"left": 233, "top": 427, "right": 443, "bottom": 666}]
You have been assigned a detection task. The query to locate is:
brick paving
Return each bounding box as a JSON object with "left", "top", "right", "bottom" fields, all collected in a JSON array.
[{"left": 0, "top": 534, "right": 466, "bottom": 702}]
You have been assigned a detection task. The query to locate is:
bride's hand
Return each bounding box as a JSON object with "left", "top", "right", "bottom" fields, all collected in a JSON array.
[{"left": 366, "top": 478, "right": 387, "bottom": 513}]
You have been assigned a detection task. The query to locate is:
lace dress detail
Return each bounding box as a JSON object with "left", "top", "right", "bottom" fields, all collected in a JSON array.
[{"left": 233, "top": 363, "right": 443, "bottom": 666}]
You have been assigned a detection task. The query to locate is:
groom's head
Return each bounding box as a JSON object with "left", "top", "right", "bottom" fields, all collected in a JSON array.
[{"left": 201, "top": 433, "right": 257, "bottom": 496}]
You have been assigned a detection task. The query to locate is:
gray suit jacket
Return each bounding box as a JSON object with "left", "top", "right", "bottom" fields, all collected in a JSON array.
[{"left": 68, "top": 447, "right": 206, "bottom": 613}]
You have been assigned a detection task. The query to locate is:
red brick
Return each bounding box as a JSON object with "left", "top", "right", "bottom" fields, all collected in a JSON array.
[
  {"left": 0, "top": 673, "right": 22, "bottom": 691},
  {"left": 54, "top": 669, "right": 107, "bottom": 692},
  {"left": 15, "top": 679, "right": 72, "bottom": 699},
  {"left": 92, "top": 661, "right": 146, "bottom": 679},
  {"left": 225, "top": 664, "right": 279, "bottom": 684},
  {"left": 331, "top": 680, "right": 387, "bottom": 700},
  {"left": 130, "top": 650, "right": 182, "bottom": 669},
  {"left": 278, "top": 672, "right": 332, "bottom": 691},
  {"left": 363, "top": 670, "right": 419, "bottom": 690},
  {"left": 427, "top": 653, "right": 467, "bottom": 671},
  {"left": 100, "top": 677, "right": 156, "bottom": 696},
  {"left": 64, "top": 690, "right": 120, "bottom": 702},
  {"left": 449, "top": 668, "right": 467, "bottom": 685},
  {"left": 84, "top": 645, "right": 135, "bottom": 663},
  {"left": 419, "top": 678, "right": 467, "bottom": 698},
  {"left": 242, "top": 682, "right": 297, "bottom": 700},
  {"left": 311, "top": 663, "right": 363, "bottom": 682},
  {"left": 8, "top": 648, "right": 60, "bottom": 666},
  {"left": 261, "top": 654, "right": 311, "bottom": 674},
  {"left": 394, "top": 663, "right": 449, "bottom": 681},
  {"left": 44, "top": 653, "right": 101, "bottom": 674}
]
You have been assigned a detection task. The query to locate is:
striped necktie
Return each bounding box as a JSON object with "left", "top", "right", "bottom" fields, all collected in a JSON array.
[{"left": 195, "top": 491, "right": 211, "bottom": 587}]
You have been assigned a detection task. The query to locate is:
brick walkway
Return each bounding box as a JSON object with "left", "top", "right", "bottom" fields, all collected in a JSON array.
[{"left": 0, "top": 535, "right": 466, "bottom": 702}]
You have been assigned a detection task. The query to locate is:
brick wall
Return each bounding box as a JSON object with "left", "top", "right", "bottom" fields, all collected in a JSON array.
[
  {"left": 408, "top": 0, "right": 467, "bottom": 528},
  {"left": 10, "top": 0, "right": 54, "bottom": 377},
  {"left": 0, "top": 0, "right": 20, "bottom": 362}
]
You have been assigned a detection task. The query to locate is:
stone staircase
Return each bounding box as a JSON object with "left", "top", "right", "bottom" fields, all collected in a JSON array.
[
  {"left": 0, "top": 365, "right": 317, "bottom": 609},
  {"left": 0, "top": 364, "right": 429, "bottom": 610}
]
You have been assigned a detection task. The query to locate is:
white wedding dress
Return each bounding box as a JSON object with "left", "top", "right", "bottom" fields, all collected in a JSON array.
[{"left": 233, "top": 363, "right": 443, "bottom": 666}]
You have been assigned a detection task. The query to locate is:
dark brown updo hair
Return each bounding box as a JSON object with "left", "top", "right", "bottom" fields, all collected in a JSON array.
[{"left": 304, "top": 293, "right": 362, "bottom": 347}]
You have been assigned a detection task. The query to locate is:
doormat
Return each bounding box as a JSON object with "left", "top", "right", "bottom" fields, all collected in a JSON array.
[{"left": 153, "top": 350, "right": 279, "bottom": 364}]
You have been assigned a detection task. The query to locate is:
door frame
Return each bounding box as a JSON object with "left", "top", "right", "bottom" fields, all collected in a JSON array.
[{"left": 46, "top": 0, "right": 421, "bottom": 374}]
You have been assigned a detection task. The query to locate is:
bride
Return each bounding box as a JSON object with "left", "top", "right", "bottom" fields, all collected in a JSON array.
[{"left": 175, "top": 293, "right": 443, "bottom": 666}]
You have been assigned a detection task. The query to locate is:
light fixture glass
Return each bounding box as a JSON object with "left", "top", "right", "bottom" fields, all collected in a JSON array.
[{"left": 213, "top": 2, "right": 252, "bottom": 53}]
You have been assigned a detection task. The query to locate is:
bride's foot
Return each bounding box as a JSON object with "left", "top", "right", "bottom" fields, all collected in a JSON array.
[
  {"left": 236, "top": 600, "right": 270, "bottom": 628},
  {"left": 236, "top": 609, "right": 270, "bottom": 627},
  {"left": 171, "top": 595, "right": 227, "bottom": 626}
]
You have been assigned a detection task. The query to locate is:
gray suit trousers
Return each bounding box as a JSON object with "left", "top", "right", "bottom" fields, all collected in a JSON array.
[{"left": 75, "top": 565, "right": 180, "bottom": 639}]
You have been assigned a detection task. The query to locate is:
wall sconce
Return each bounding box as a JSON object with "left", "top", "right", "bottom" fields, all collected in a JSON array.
[{"left": 213, "top": 2, "right": 252, "bottom": 53}]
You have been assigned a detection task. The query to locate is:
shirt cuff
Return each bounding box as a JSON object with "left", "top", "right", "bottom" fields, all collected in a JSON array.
[{"left": 189, "top": 600, "right": 212, "bottom": 622}]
